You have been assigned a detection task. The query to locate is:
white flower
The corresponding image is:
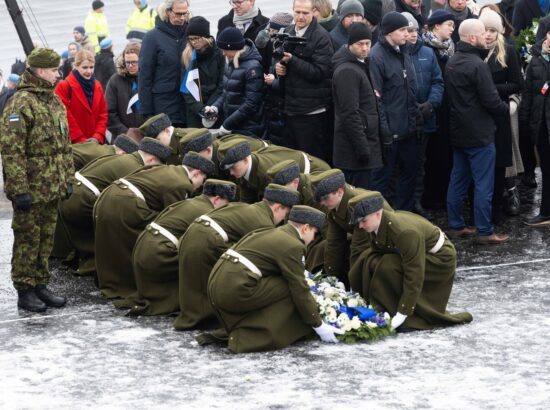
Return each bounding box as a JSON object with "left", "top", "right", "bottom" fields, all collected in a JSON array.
[
  {"left": 384, "top": 312, "right": 390, "bottom": 321},
  {"left": 350, "top": 316, "right": 361, "bottom": 330},
  {"left": 306, "top": 278, "right": 315, "bottom": 287},
  {"left": 326, "top": 307, "right": 337, "bottom": 322},
  {"left": 347, "top": 298, "right": 358, "bottom": 308},
  {"left": 336, "top": 281, "right": 346, "bottom": 290},
  {"left": 366, "top": 321, "right": 378, "bottom": 329}
]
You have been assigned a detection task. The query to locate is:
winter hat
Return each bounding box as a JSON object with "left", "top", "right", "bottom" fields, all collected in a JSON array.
[
  {"left": 348, "top": 22, "right": 372, "bottom": 45},
  {"left": 401, "top": 12, "right": 419, "bottom": 31},
  {"left": 267, "top": 160, "right": 301, "bottom": 186},
  {"left": 312, "top": 169, "right": 346, "bottom": 202},
  {"left": 27, "top": 48, "right": 60, "bottom": 68},
  {"left": 114, "top": 134, "right": 140, "bottom": 153},
  {"left": 182, "top": 152, "right": 215, "bottom": 176},
  {"left": 427, "top": 10, "right": 455, "bottom": 26},
  {"left": 180, "top": 129, "right": 213, "bottom": 154},
  {"left": 269, "top": 12, "right": 293, "bottom": 30},
  {"left": 186, "top": 16, "right": 210, "bottom": 38},
  {"left": 380, "top": 11, "right": 410, "bottom": 35},
  {"left": 362, "top": 0, "right": 382, "bottom": 26},
  {"left": 263, "top": 184, "right": 300, "bottom": 208},
  {"left": 7, "top": 73, "right": 20, "bottom": 84},
  {"left": 479, "top": 9, "right": 504, "bottom": 34},
  {"left": 289, "top": 205, "right": 327, "bottom": 231},
  {"left": 61, "top": 50, "right": 69, "bottom": 59},
  {"left": 339, "top": 0, "right": 364, "bottom": 21},
  {"left": 216, "top": 27, "right": 246, "bottom": 50},
  {"left": 348, "top": 191, "right": 384, "bottom": 224},
  {"left": 139, "top": 113, "right": 172, "bottom": 137},
  {"left": 100, "top": 38, "right": 113, "bottom": 49},
  {"left": 217, "top": 140, "right": 251, "bottom": 170},
  {"left": 203, "top": 179, "right": 237, "bottom": 200},
  {"left": 73, "top": 26, "right": 85, "bottom": 35},
  {"left": 138, "top": 137, "right": 172, "bottom": 162},
  {"left": 92, "top": 1, "right": 104, "bottom": 11}
]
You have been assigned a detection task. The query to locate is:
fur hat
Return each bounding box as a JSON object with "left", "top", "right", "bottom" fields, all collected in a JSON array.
[
  {"left": 179, "top": 129, "right": 213, "bottom": 154},
  {"left": 203, "top": 179, "right": 237, "bottom": 200},
  {"left": 289, "top": 205, "right": 327, "bottom": 231},
  {"left": 114, "top": 134, "right": 139, "bottom": 153},
  {"left": 263, "top": 184, "right": 300, "bottom": 208},
  {"left": 312, "top": 169, "right": 346, "bottom": 202},
  {"left": 139, "top": 113, "right": 171, "bottom": 137},
  {"left": 267, "top": 160, "right": 301, "bottom": 185},
  {"left": 182, "top": 152, "right": 215, "bottom": 176},
  {"left": 217, "top": 140, "right": 251, "bottom": 170},
  {"left": 138, "top": 137, "right": 172, "bottom": 162},
  {"left": 27, "top": 48, "right": 60, "bottom": 68},
  {"left": 348, "top": 191, "right": 384, "bottom": 224}
]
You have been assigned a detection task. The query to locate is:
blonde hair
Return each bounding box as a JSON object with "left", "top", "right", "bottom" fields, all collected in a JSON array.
[
  {"left": 182, "top": 37, "right": 214, "bottom": 68},
  {"left": 493, "top": 33, "right": 507, "bottom": 68},
  {"left": 226, "top": 48, "right": 246, "bottom": 69},
  {"left": 74, "top": 49, "right": 95, "bottom": 66},
  {"left": 311, "top": 0, "right": 332, "bottom": 18}
]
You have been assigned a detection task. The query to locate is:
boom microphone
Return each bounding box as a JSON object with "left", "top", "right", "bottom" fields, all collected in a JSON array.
[{"left": 255, "top": 28, "right": 271, "bottom": 49}]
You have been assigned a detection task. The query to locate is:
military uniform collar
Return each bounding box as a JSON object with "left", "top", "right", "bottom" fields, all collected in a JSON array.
[
  {"left": 334, "top": 184, "right": 354, "bottom": 221},
  {"left": 374, "top": 210, "right": 392, "bottom": 243},
  {"left": 280, "top": 223, "right": 303, "bottom": 243},
  {"left": 254, "top": 200, "right": 276, "bottom": 224},
  {"left": 243, "top": 155, "right": 253, "bottom": 181}
]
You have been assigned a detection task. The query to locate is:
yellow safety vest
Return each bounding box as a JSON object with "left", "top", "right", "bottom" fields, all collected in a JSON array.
[
  {"left": 84, "top": 11, "right": 110, "bottom": 53},
  {"left": 126, "top": 6, "right": 157, "bottom": 41}
]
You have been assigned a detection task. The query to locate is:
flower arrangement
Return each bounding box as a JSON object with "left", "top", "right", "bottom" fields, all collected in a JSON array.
[
  {"left": 306, "top": 271, "right": 395, "bottom": 343},
  {"left": 515, "top": 19, "right": 539, "bottom": 65}
]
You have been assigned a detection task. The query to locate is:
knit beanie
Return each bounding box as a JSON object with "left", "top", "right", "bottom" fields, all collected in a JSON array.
[
  {"left": 401, "top": 12, "right": 419, "bottom": 30},
  {"left": 216, "top": 27, "right": 245, "bottom": 50},
  {"left": 362, "top": 0, "right": 383, "bottom": 26},
  {"left": 73, "top": 26, "right": 85, "bottom": 35},
  {"left": 339, "top": 0, "right": 364, "bottom": 21},
  {"left": 479, "top": 9, "right": 504, "bottom": 34},
  {"left": 269, "top": 12, "right": 294, "bottom": 31},
  {"left": 348, "top": 22, "right": 372, "bottom": 45},
  {"left": 92, "top": 1, "right": 104, "bottom": 11},
  {"left": 186, "top": 16, "right": 210, "bottom": 38},
  {"left": 380, "top": 11, "right": 410, "bottom": 35}
]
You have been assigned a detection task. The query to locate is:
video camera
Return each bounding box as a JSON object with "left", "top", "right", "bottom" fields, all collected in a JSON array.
[{"left": 271, "top": 32, "right": 307, "bottom": 60}]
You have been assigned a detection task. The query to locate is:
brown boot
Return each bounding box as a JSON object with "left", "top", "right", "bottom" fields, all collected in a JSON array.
[
  {"left": 446, "top": 226, "right": 477, "bottom": 238},
  {"left": 475, "top": 233, "right": 511, "bottom": 244}
]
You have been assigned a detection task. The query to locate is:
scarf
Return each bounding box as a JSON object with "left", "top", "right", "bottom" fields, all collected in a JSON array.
[
  {"left": 400, "top": 0, "right": 421, "bottom": 16},
  {"left": 233, "top": 5, "right": 259, "bottom": 33},
  {"left": 422, "top": 31, "right": 455, "bottom": 59},
  {"left": 73, "top": 69, "right": 95, "bottom": 108},
  {"left": 542, "top": 40, "right": 550, "bottom": 62},
  {"left": 444, "top": 2, "right": 469, "bottom": 22}
]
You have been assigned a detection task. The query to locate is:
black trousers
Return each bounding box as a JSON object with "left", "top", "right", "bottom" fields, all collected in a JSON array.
[
  {"left": 537, "top": 125, "right": 550, "bottom": 216},
  {"left": 283, "top": 112, "right": 332, "bottom": 164}
]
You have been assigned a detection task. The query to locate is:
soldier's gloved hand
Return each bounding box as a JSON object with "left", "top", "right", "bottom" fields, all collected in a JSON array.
[
  {"left": 14, "top": 193, "right": 32, "bottom": 212},
  {"left": 313, "top": 322, "right": 345, "bottom": 343},
  {"left": 218, "top": 126, "right": 231, "bottom": 136},
  {"left": 203, "top": 106, "right": 218, "bottom": 115},
  {"left": 65, "top": 183, "right": 74, "bottom": 199},
  {"left": 391, "top": 312, "right": 407, "bottom": 330}
]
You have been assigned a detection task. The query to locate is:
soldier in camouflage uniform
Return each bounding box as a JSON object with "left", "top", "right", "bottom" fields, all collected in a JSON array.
[{"left": 0, "top": 48, "right": 74, "bottom": 312}]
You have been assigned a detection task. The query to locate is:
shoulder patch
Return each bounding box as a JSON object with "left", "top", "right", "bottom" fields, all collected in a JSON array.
[{"left": 8, "top": 114, "right": 20, "bottom": 122}]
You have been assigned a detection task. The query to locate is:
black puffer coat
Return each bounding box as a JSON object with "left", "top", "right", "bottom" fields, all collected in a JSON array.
[
  {"left": 95, "top": 50, "right": 116, "bottom": 91},
  {"left": 214, "top": 40, "right": 265, "bottom": 137}
]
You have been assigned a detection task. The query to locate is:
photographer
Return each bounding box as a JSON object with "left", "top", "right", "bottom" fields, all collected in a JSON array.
[{"left": 275, "top": 0, "right": 334, "bottom": 163}]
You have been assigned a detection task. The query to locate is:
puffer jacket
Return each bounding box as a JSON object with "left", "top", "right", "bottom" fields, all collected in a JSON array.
[{"left": 214, "top": 39, "right": 265, "bottom": 137}]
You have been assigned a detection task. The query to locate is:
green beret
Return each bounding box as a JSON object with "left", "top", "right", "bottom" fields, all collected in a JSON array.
[
  {"left": 217, "top": 140, "right": 251, "bottom": 170},
  {"left": 27, "top": 48, "right": 61, "bottom": 68},
  {"left": 183, "top": 151, "right": 215, "bottom": 176},
  {"left": 288, "top": 205, "right": 327, "bottom": 231},
  {"left": 138, "top": 137, "right": 172, "bottom": 162},
  {"left": 180, "top": 129, "right": 213, "bottom": 154},
  {"left": 348, "top": 191, "right": 385, "bottom": 224},
  {"left": 139, "top": 113, "right": 172, "bottom": 137},
  {"left": 267, "top": 160, "right": 301, "bottom": 186},
  {"left": 263, "top": 183, "right": 300, "bottom": 208},
  {"left": 203, "top": 179, "right": 237, "bottom": 200},
  {"left": 311, "top": 169, "right": 346, "bottom": 202},
  {"left": 114, "top": 134, "right": 139, "bottom": 153}
]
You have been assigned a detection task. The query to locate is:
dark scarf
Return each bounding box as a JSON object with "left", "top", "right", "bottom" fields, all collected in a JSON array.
[
  {"left": 73, "top": 69, "right": 95, "bottom": 108},
  {"left": 444, "top": 3, "right": 469, "bottom": 22}
]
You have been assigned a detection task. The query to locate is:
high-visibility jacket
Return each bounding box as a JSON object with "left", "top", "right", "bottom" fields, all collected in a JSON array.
[
  {"left": 126, "top": 6, "right": 157, "bottom": 41},
  {"left": 84, "top": 11, "right": 110, "bottom": 52}
]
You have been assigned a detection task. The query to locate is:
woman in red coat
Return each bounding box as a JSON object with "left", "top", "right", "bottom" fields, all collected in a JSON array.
[{"left": 55, "top": 49, "right": 107, "bottom": 144}]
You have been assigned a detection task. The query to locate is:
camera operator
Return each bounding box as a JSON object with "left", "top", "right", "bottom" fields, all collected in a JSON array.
[{"left": 275, "top": 0, "right": 334, "bottom": 164}]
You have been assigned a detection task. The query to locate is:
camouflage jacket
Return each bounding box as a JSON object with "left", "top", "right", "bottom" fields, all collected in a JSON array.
[{"left": 0, "top": 71, "right": 74, "bottom": 202}]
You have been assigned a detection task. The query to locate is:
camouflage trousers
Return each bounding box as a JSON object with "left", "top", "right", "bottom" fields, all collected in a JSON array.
[{"left": 11, "top": 200, "right": 58, "bottom": 290}]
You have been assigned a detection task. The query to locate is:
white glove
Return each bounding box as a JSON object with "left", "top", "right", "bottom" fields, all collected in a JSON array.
[
  {"left": 509, "top": 100, "right": 518, "bottom": 116},
  {"left": 204, "top": 106, "right": 218, "bottom": 115},
  {"left": 201, "top": 117, "right": 217, "bottom": 129},
  {"left": 313, "top": 322, "right": 345, "bottom": 343},
  {"left": 218, "top": 125, "right": 231, "bottom": 136},
  {"left": 391, "top": 312, "right": 407, "bottom": 330}
]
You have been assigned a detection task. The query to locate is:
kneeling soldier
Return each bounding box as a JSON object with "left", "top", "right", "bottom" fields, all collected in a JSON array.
[{"left": 94, "top": 152, "right": 214, "bottom": 299}]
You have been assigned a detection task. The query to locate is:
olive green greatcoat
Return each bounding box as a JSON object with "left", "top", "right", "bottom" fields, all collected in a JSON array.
[
  {"left": 58, "top": 151, "right": 145, "bottom": 274},
  {"left": 238, "top": 146, "right": 331, "bottom": 203},
  {"left": 349, "top": 210, "right": 473, "bottom": 330},
  {"left": 173, "top": 201, "right": 276, "bottom": 330},
  {"left": 72, "top": 140, "right": 116, "bottom": 170},
  {"left": 94, "top": 165, "right": 195, "bottom": 299},
  {"left": 208, "top": 224, "right": 322, "bottom": 353},
  {"left": 127, "top": 195, "right": 215, "bottom": 316}
]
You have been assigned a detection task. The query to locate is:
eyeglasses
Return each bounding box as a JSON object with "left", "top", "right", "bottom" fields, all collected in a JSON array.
[
  {"left": 125, "top": 61, "right": 139, "bottom": 66},
  {"left": 229, "top": 0, "right": 248, "bottom": 6},
  {"left": 187, "top": 36, "right": 203, "bottom": 42},
  {"left": 169, "top": 9, "right": 190, "bottom": 17}
]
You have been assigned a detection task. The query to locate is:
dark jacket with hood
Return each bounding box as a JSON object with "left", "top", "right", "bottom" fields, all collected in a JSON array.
[
  {"left": 95, "top": 49, "right": 116, "bottom": 91},
  {"left": 217, "top": 9, "right": 269, "bottom": 43},
  {"left": 213, "top": 39, "right": 265, "bottom": 137},
  {"left": 519, "top": 41, "right": 550, "bottom": 145},
  {"left": 330, "top": 22, "right": 349, "bottom": 51},
  {"left": 105, "top": 54, "right": 145, "bottom": 138},
  {"left": 369, "top": 35, "right": 418, "bottom": 140},
  {"left": 332, "top": 46, "right": 383, "bottom": 171},
  {"left": 139, "top": 16, "right": 187, "bottom": 124},
  {"left": 319, "top": 10, "right": 340, "bottom": 32},
  {"left": 184, "top": 42, "right": 225, "bottom": 128},
  {"left": 282, "top": 17, "right": 334, "bottom": 115},
  {"left": 445, "top": 41, "right": 509, "bottom": 148}
]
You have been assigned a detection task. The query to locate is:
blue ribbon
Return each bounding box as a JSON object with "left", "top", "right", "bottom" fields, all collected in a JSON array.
[{"left": 337, "top": 306, "right": 377, "bottom": 321}]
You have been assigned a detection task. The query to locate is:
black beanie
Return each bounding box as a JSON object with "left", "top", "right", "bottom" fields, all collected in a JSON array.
[
  {"left": 186, "top": 16, "right": 210, "bottom": 38},
  {"left": 216, "top": 27, "right": 245, "bottom": 50},
  {"left": 362, "top": 0, "right": 382, "bottom": 26},
  {"left": 92, "top": 1, "right": 104, "bottom": 11},
  {"left": 380, "top": 11, "right": 410, "bottom": 35},
  {"left": 348, "top": 22, "right": 372, "bottom": 45}
]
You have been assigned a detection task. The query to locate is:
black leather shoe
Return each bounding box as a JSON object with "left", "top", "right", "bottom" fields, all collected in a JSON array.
[
  {"left": 34, "top": 285, "right": 66, "bottom": 308},
  {"left": 17, "top": 288, "right": 47, "bottom": 312},
  {"left": 524, "top": 214, "right": 550, "bottom": 227}
]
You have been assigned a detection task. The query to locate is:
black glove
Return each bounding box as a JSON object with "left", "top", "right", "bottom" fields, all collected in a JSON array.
[
  {"left": 66, "top": 182, "right": 73, "bottom": 199},
  {"left": 418, "top": 101, "right": 434, "bottom": 122},
  {"left": 14, "top": 193, "right": 32, "bottom": 212}
]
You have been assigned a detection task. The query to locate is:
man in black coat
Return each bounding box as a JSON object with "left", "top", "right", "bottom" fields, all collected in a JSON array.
[
  {"left": 95, "top": 39, "right": 116, "bottom": 91},
  {"left": 445, "top": 19, "right": 510, "bottom": 244},
  {"left": 217, "top": 0, "right": 269, "bottom": 42},
  {"left": 332, "top": 22, "right": 382, "bottom": 189},
  {"left": 275, "top": 0, "right": 334, "bottom": 164},
  {"left": 512, "top": 0, "right": 544, "bottom": 36}
]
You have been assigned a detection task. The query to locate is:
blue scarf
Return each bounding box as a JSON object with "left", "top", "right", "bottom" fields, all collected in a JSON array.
[{"left": 73, "top": 69, "right": 95, "bottom": 108}]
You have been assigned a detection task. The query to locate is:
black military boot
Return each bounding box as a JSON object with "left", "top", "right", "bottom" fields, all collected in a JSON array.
[
  {"left": 17, "top": 288, "right": 47, "bottom": 312},
  {"left": 34, "top": 285, "right": 67, "bottom": 308}
]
